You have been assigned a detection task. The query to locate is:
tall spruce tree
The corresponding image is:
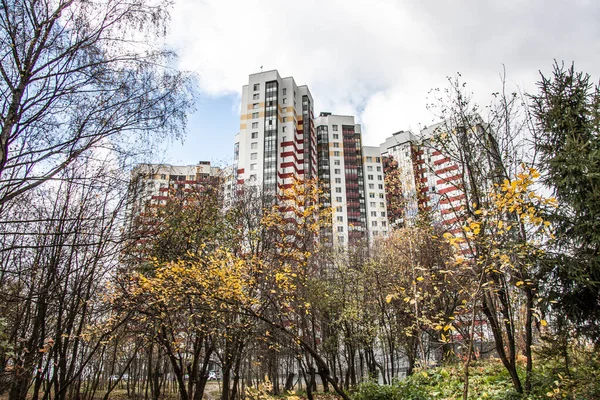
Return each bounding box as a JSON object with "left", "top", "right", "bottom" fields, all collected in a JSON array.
[{"left": 531, "top": 62, "right": 600, "bottom": 343}]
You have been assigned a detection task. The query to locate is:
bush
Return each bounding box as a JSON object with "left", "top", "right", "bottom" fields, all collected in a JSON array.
[{"left": 352, "top": 354, "right": 600, "bottom": 400}]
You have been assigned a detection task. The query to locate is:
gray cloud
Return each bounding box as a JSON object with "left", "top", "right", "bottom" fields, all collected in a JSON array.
[{"left": 166, "top": 0, "right": 600, "bottom": 146}]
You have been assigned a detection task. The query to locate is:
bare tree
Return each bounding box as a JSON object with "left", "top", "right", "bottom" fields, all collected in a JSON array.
[
  {"left": 0, "top": 0, "right": 193, "bottom": 209},
  {"left": 0, "top": 156, "right": 134, "bottom": 400}
]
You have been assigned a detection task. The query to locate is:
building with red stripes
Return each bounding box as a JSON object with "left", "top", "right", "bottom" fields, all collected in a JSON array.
[
  {"left": 314, "top": 113, "right": 373, "bottom": 247},
  {"left": 128, "top": 162, "right": 222, "bottom": 220},
  {"left": 379, "top": 123, "right": 466, "bottom": 232},
  {"left": 233, "top": 70, "right": 316, "bottom": 195}
]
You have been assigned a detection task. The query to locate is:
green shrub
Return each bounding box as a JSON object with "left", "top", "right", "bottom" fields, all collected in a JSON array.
[{"left": 352, "top": 354, "right": 600, "bottom": 400}]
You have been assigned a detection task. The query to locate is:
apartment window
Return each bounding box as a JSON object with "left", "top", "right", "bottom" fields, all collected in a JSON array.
[
  {"left": 334, "top": 151, "right": 340, "bottom": 156},
  {"left": 283, "top": 117, "right": 287, "bottom": 122},
  {"left": 336, "top": 206, "right": 343, "bottom": 212},
  {"left": 336, "top": 196, "right": 342, "bottom": 202},
  {"left": 251, "top": 132, "right": 258, "bottom": 139},
  {"left": 376, "top": 157, "right": 381, "bottom": 162},
  {"left": 382, "top": 221, "right": 387, "bottom": 227},
  {"left": 333, "top": 133, "right": 339, "bottom": 140},
  {"left": 250, "top": 153, "right": 257, "bottom": 160},
  {"left": 377, "top": 166, "right": 381, "bottom": 171},
  {"left": 367, "top": 156, "right": 373, "bottom": 162},
  {"left": 380, "top": 202, "right": 385, "bottom": 207},
  {"left": 335, "top": 178, "right": 341, "bottom": 184},
  {"left": 367, "top": 166, "right": 373, "bottom": 171},
  {"left": 332, "top": 125, "right": 338, "bottom": 131},
  {"left": 282, "top": 126, "right": 286, "bottom": 133},
  {"left": 160, "top": 174, "right": 166, "bottom": 179},
  {"left": 334, "top": 169, "right": 341, "bottom": 174},
  {"left": 253, "top": 103, "right": 259, "bottom": 109},
  {"left": 372, "top": 221, "right": 377, "bottom": 227},
  {"left": 335, "top": 187, "right": 342, "bottom": 193},
  {"left": 337, "top": 216, "right": 343, "bottom": 222},
  {"left": 368, "top": 183, "right": 374, "bottom": 189},
  {"left": 378, "top": 184, "right": 383, "bottom": 190},
  {"left": 253, "top": 93, "right": 259, "bottom": 100},
  {"left": 252, "top": 122, "right": 258, "bottom": 129},
  {"left": 333, "top": 142, "right": 339, "bottom": 148},
  {"left": 334, "top": 160, "right": 340, "bottom": 165},
  {"left": 369, "top": 193, "right": 375, "bottom": 198},
  {"left": 249, "top": 174, "right": 257, "bottom": 180},
  {"left": 377, "top": 175, "right": 383, "bottom": 180},
  {"left": 381, "top": 211, "right": 386, "bottom": 217},
  {"left": 252, "top": 112, "right": 259, "bottom": 119},
  {"left": 283, "top": 98, "right": 287, "bottom": 104},
  {"left": 379, "top": 193, "right": 384, "bottom": 198},
  {"left": 250, "top": 163, "right": 257, "bottom": 171},
  {"left": 251, "top": 142, "right": 258, "bottom": 149},
  {"left": 282, "top": 88, "right": 287, "bottom": 95},
  {"left": 371, "top": 211, "right": 377, "bottom": 217},
  {"left": 370, "top": 201, "right": 376, "bottom": 207},
  {"left": 253, "top": 83, "right": 260, "bottom": 91},
  {"left": 368, "top": 174, "right": 374, "bottom": 180},
  {"left": 337, "top": 226, "right": 344, "bottom": 232}
]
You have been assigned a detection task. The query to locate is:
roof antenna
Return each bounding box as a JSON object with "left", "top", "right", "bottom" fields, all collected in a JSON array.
[{"left": 260, "top": 66, "right": 263, "bottom": 72}]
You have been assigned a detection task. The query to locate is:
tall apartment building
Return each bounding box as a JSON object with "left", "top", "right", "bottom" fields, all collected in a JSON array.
[
  {"left": 419, "top": 124, "right": 466, "bottom": 231},
  {"left": 232, "top": 71, "right": 393, "bottom": 248},
  {"left": 362, "top": 146, "right": 389, "bottom": 243},
  {"left": 380, "top": 123, "right": 465, "bottom": 230},
  {"left": 314, "top": 113, "right": 367, "bottom": 247},
  {"left": 234, "top": 70, "right": 316, "bottom": 194},
  {"left": 380, "top": 130, "right": 421, "bottom": 227}
]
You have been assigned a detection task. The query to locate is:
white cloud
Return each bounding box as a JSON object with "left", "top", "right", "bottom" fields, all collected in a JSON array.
[{"left": 167, "top": 0, "right": 600, "bottom": 147}]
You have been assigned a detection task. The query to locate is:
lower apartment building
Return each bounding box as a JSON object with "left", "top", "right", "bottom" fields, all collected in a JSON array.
[{"left": 128, "top": 162, "right": 221, "bottom": 220}]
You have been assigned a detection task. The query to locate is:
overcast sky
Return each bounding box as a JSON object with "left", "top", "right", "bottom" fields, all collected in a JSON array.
[{"left": 161, "top": 0, "right": 600, "bottom": 166}]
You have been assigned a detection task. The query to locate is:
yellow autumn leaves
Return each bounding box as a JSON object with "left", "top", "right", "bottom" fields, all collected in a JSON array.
[
  {"left": 443, "top": 167, "right": 556, "bottom": 250},
  {"left": 125, "top": 177, "right": 328, "bottom": 337}
]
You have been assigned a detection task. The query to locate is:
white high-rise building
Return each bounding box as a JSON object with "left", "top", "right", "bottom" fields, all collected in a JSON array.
[
  {"left": 234, "top": 70, "right": 316, "bottom": 194},
  {"left": 379, "top": 123, "right": 467, "bottom": 231},
  {"left": 362, "top": 146, "right": 389, "bottom": 244},
  {"left": 380, "top": 130, "right": 421, "bottom": 227},
  {"left": 314, "top": 113, "right": 367, "bottom": 247}
]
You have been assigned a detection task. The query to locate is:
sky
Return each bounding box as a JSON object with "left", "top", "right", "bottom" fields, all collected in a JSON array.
[{"left": 161, "top": 0, "right": 600, "bottom": 166}]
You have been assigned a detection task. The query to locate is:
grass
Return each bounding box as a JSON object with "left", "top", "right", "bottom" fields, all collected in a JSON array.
[{"left": 352, "top": 350, "right": 600, "bottom": 400}]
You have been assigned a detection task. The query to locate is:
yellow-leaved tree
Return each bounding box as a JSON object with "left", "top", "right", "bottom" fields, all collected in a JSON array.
[{"left": 442, "top": 167, "right": 556, "bottom": 397}]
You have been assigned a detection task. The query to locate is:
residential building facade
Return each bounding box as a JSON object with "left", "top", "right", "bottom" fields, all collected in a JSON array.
[
  {"left": 379, "top": 123, "right": 466, "bottom": 231},
  {"left": 234, "top": 70, "right": 316, "bottom": 194},
  {"left": 362, "top": 146, "right": 389, "bottom": 244},
  {"left": 314, "top": 113, "right": 367, "bottom": 248},
  {"left": 128, "top": 162, "right": 221, "bottom": 219}
]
